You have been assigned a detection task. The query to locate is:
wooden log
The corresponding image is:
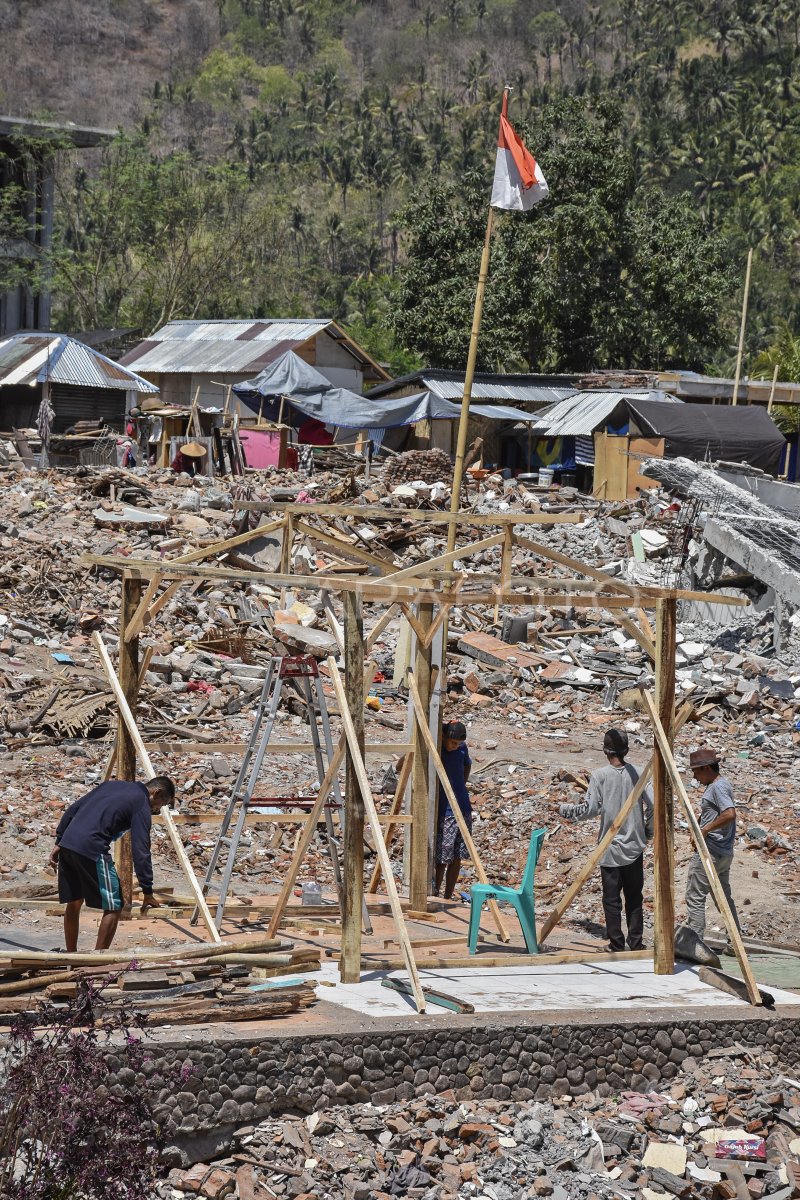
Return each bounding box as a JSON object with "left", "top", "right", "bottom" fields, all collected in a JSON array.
[
  {"left": 538, "top": 698, "right": 695, "bottom": 945},
  {"left": 410, "top": 603, "right": 434, "bottom": 911},
  {"left": 341, "top": 592, "right": 365, "bottom": 984},
  {"left": 0, "top": 935, "right": 286, "bottom": 969},
  {"left": 653, "top": 598, "right": 677, "bottom": 974},
  {"left": 407, "top": 671, "right": 510, "bottom": 943},
  {"left": 640, "top": 689, "right": 761, "bottom": 1005},
  {"left": 92, "top": 631, "right": 221, "bottom": 943},
  {"left": 328, "top": 658, "right": 426, "bottom": 1013}
]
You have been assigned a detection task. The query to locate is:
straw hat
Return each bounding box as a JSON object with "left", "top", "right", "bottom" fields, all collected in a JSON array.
[{"left": 180, "top": 441, "right": 208, "bottom": 458}]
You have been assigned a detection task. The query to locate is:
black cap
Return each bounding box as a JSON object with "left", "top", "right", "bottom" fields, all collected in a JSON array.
[
  {"left": 443, "top": 720, "right": 467, "bottom": 741},
  {"left": 603, "top": 728, "right": 629, "bottom": 757}
]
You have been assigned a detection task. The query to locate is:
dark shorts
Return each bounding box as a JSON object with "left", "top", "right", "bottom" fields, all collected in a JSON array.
[{"left": 58, "top": 847, "right": 123, "bottom": 912}]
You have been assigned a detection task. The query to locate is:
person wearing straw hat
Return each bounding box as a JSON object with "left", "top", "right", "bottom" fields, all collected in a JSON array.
[
  {"left": 560, "top": 728, "right": 653, "bottom": 953},
  {"left": 171, "top": 440, "right": 208, "bottom": 476},
  {"left": 684, "top": 746, "right": 741, "bottom": 939}
]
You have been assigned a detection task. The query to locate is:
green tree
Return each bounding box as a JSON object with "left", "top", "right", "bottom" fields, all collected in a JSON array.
[{"left": 391, "top": 98, "right": 731, "bottom": 372}]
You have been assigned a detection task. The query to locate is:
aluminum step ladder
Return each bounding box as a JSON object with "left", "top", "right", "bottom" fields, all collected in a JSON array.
[{"left": 194, "top": 654, "right": 371, "bottom": 933}]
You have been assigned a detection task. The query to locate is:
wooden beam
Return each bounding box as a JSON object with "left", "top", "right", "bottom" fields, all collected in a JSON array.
[
  {"left": 513, "top": 533, "right": 640, "bottom": 596},
  {"left": 359, "top": 948, "right": 651, "bottom": 971},
  {"left": 616, "top": 614, "right": 656, "bottom": 660},
  {"left": 538, "top": 698, "right": 695, "bottom": 945},
  {"left": 420, "top": 598, "right": 453, "bottom": 649},
  {"left": 143, "top": 741, "right": 412, "bottom": 756},
  {"left": 0, "top": 935, "right": 283, "bottom": 970},
  {"left": 329, "top": 658, "right": 426, "bottom": 1012},
  {"left": 123, "top": 574, "right": 162, "bottom": 643},
  {"left": 115, "top": 576, "right": 141, "bottom": 907},
  {"left": 81, "top": 554, "right": 749, "bottom": 607},
  {"left": 156, "top": 810, "right": 413, "bottom": 825},
  {"left": 407, "top": 672, "right": 511, "bottom": 943},
  {"left": 653, "top": 598, "right": 676, "bottom": 974},
  {"left": 237, "top": 502, "right": 585, "bottom": 526},
  {"left": 640, "top": 689, "right": 761, "bottom": 1005},
  {"left": 91, "top": 632, "right": 222, "bottom": 944},
  {"left": 368, "top": 750, "right": 415, "bottom": 894},
  {"left": 142, "top": 579, "right": 182, "bottom": 625},
  {"left": 410, "top": 603, "right": 434, "bottom": 911},
  {"left": 341, "top": 592, "right": 365, "bottom": 983},
  {"left": 105, "top": 646, "right": 154, "bottom": 780}
]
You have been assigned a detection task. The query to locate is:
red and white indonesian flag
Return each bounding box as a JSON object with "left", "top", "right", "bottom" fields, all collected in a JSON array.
[{"left": 490, "top": 93, "right": 549, "bottom": 211}]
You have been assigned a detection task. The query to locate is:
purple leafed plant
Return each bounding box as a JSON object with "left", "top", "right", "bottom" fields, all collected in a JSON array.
[{"left": 0, "top": 975, "right": 172, "bottom": 1200}]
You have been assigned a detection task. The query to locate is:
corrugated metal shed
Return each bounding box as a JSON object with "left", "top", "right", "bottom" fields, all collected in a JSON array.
[
  {"left": 425, "top": 378, "right": 574, "bottom": 406},
  {"left": 120, "top": 318, "right": 388, "bottom": 379},
  {"left": 533, "top": 390, "right": 678, "bottom": 437},
  {"left": 0, "top": 333, "right": 158, "bottom": 393}
]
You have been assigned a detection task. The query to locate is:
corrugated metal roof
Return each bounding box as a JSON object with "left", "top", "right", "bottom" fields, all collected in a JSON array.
[
  {"left": 0, "top": 333, "right": 158, "bottom": 393},
  {"left": 534, "top": 390, "right": 677, "bottom": 437},
  {"left": 121, "top": 318, "right": 333, "bottom": 375},
  {"left": 425, "top": 377, "right": 575, "bottom": 406}
]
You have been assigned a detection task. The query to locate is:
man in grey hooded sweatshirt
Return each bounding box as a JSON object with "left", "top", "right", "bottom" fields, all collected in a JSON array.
[{"left": 559, "top": 729, "right": 653, "bottom": 952}]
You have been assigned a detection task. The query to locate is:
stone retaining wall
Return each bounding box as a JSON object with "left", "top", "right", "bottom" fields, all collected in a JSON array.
[{"left": 127, "top": 1013, "right": 800, "bottom": 1165}]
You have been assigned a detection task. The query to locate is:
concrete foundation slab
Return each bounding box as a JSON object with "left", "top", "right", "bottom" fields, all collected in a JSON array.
[{"left": 312, "top": 958, "right": 799, "bottom": 1017}]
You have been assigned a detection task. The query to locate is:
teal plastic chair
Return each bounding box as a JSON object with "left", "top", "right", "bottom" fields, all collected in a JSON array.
[{"left": 468, "top": 827, "right": 546, "bottom": 954}]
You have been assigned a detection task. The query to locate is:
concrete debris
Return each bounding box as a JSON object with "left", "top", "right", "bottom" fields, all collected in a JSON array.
[{"left": 158, "top": 1046, "right": 800, "bottom": 1199}]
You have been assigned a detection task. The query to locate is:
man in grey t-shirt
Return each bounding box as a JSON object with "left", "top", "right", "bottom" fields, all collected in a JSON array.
[
  {"left": 684, "top": 747, "right": 741, "bottom": 938},
  {"left": 560, "top": 728, "right": 653, "bottom": 952}
]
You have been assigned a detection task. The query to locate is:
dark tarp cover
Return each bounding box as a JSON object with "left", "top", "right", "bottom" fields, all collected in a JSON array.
[
  {"left": 233, "top": 350, "right": 543, "bottom": 429},
  {"left": 627, "top": 398, "right": 786, "bottom": 473}
]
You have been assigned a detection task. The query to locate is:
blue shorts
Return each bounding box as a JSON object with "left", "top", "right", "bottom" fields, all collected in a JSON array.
[{"left": 58, "top": 848, "right": 123, "bottom": 912}]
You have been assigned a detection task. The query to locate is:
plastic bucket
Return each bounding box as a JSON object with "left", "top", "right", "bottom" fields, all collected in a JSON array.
[{"left": 538, "top": 467, "right": 555, "bottom": 487}]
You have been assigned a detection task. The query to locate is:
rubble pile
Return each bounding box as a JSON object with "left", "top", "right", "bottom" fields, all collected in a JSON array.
[
  {"left": 161, "top": 1045, "right": 800, "bottom": 1200},
  {"left": 384, "top": 450, "right": 455, "bottom": 491},
  {"left": 0, "top": 460, "right": 799, "bottom": 942}
]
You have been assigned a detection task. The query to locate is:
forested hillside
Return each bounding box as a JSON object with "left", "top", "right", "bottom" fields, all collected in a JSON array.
[{"left": 2, "top": 0, "right": 799, "bottom": 376}]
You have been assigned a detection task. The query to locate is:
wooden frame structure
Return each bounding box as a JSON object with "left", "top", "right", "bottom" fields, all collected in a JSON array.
[{"left": 83, "top": 503, "right": 761, "bottom": 1009}]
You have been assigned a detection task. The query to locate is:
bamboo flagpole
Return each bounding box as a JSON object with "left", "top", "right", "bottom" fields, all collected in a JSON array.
[
  {"left": 446, "top": 87, "right": 550, "bottom": 557},
  {"left": 731, "top": 247, "right": 753, "bottom": 407}
]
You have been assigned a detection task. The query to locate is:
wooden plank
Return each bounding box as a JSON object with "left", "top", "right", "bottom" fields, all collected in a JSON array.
[
  {"left": 144, "top": 741, "right": 412, "bottom": 756},
  {"left": 538, "top": 698, "right": 695, "bottom": 945},
  {"left": 616, "top": 614, "right": 656, "bottom": 660},
  {"left": 513, "top": 533, "right": 640, "bottom": 597},
  {"left": 0, "top": 935, "right": 284, "bottom": 969},
  {"left": 640, "top": 689, "right": 761, "bottom": 1005},
  {"left": 91, "top": 632, "right": 221, "bottom": 944},
  {"left": 81, "top": 554, "right": 749, "bottom": 607},
  {"left": 328, "top": 658, "right": 426, "bottom": 1013},
  {"left": 368, "top": 750, "right": 415, "bottom": 894},
  {"left": 123, "top": 574, "right": 162, "bottom": 643},
  {"left": 653, "top": 598, "right": 676, "bottom": 975},
  {"left": 359, "top": 948, "right": 652, "bottom": 970},
  {"left": 341, "top": 593, "right": 365, "bottom": 983},
  {"left": 365, "top": 602, "right": 401, "bottom": 651},
  {"left": 141, "top": 579, "right": 182, "bottom": 625},
  {"left": 155, "top": 811, "right": 412, "bottom": 825},
  {"left": 410, "top": 604, "right": 434, "bottom": 911},
  {"left": 115, "top": 576, "right": 141, "bottom": 907},
  {"left": 407, "top": 671, "right": 511, "bottom": 943},
  {"left": 420, "top": 599, "right": 453, "bottom": 649}
]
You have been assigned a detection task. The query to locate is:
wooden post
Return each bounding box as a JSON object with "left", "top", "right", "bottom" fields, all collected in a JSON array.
[
  {"left": 731, "top": 247, "right": 753, "bottom": 407},
  {"left": 653, "top": 598, "right": 677, "bottom": 973},
  {"left": 409, "top": 602, "right": 434, "bottom": 911},
  {"left": 115, "top": 575, "right": 141, "bottom": 911},
  {"left": 341, "top": 592, "right": 365, "bottom": 983},
  {"left": 767, "top": 363, "right": 779, "bottom": 414}
]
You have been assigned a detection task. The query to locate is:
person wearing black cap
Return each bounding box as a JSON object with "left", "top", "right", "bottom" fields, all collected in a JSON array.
[
  {"left": 434, "top": 720, "right": 472, "bottom": 899},
  {"left": 559, "top": 728, "right": 653, "bottom": 952}
]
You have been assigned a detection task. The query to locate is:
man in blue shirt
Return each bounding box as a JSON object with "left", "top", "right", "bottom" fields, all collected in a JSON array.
[
  {"left": 49, "top": 776, "right": 175, "bottom": 951},
  {"left": 684, "top": 748, "right": 741, "bottom": 939}
]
